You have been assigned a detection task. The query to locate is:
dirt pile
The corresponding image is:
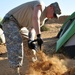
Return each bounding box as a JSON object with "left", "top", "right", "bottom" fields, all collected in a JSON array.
[{"left": 26, "top": 51, "right": 75, "bottom": 75}]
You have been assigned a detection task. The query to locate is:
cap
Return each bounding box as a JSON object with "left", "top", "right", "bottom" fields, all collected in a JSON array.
[{"left": 50, "top": 2, "right": 61, "bottom": 15}]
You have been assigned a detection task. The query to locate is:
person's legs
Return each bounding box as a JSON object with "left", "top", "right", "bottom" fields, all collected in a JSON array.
[{"left": 3, "top": 21, "right": 24, "bottom": 75}]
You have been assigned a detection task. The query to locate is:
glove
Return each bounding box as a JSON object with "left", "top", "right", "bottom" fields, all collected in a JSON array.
[
  {"left": 28, "top": 40, "right": 36, "bottom": 49},
  {"left": 37, "top": 34, "right": 43, "bottom": 48}
]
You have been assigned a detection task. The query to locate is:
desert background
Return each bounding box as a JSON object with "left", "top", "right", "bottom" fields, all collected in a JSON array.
[{"left": 1, "top": 15, "right": 75, "bottom": 75}]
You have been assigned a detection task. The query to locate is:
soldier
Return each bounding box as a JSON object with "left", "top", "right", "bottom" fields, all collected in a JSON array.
[{"left": 2, "top": 0, "right": 61, "bottom": 75}]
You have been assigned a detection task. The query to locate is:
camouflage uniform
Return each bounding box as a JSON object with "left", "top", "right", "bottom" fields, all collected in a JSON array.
[{"left": 3, "top": 19, "right": 24, "bottom": 68}]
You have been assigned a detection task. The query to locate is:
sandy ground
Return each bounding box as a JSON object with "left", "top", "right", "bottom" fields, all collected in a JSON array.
[{"left": 1, "top": 23, "right": 75, "bottom": 75}]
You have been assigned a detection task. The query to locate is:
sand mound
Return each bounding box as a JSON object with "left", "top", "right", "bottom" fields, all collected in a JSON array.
[{"left": 25, "top": 51, "right": 75, "bottom": 75}]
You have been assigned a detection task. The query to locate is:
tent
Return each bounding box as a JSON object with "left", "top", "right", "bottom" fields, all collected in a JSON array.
[{"left": 56, "top": 12, "right": 75, "bottom": 58}]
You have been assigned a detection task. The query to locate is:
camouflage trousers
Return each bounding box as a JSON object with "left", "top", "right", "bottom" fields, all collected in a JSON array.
[{"left": 2, "top": 20, "right": 24, "bottom": 68}]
